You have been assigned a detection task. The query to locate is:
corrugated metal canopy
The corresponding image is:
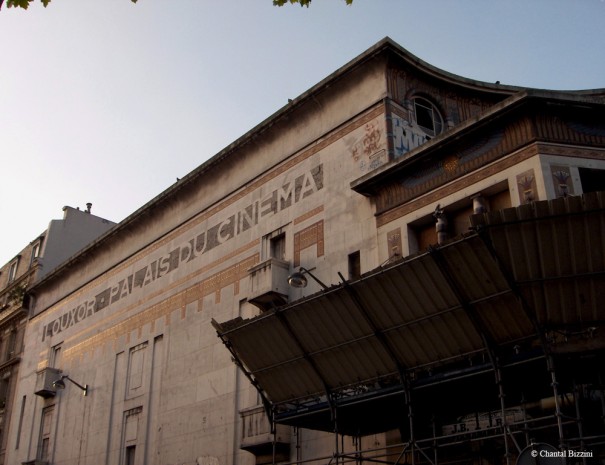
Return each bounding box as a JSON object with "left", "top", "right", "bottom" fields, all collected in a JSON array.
[{"left": 213, "top": 192, "right": 605, "bottom": 411}]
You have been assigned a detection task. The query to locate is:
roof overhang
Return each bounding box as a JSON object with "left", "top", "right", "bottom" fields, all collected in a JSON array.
[{"left": 352, "top": 92, "right": 605, "bottom": 197}]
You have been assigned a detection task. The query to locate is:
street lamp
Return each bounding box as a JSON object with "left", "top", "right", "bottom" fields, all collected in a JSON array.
[
  {"left": 287, "top": 267, "right": 328, "bottom": 290},
  {"left": 52, "top": 375, "right": 88, "bottom": 396}
]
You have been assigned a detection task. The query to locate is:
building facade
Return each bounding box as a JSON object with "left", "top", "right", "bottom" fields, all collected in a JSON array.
[
  {"left": 0, "top": 205, "right": 114, "bottom": 465},
  {"left": 7, "top": 39, "right": 605, "bottom": 465}
]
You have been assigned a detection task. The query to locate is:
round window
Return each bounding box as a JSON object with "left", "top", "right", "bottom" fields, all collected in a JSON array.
[{"left": 413, "top": 97, "right": 443, "bottom": 138}]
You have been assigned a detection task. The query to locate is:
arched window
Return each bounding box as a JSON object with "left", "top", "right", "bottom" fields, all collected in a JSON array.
[{"left": 413, "top": 97, "right": 443, "bottom": 138}]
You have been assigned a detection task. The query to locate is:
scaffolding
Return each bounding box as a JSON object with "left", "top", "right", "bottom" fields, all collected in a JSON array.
[{"left": 214, "top": 192, "right": 605, "bottom": 465}]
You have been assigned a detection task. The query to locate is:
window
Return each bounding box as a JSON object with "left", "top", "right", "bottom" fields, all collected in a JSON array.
[
  {"left": 125, "top": 445, "right": 136, "bottom": 465},
  {"left": 0, "top": 377, "right": 9, "bottom": 409},
  {"left": 122, "top": 407, "right": 142, "bottom": 465},
  {"left": 348, "top": 251, "right": 361, "bottom": 280},
  {"left": 50, "top": 343, "right": 63, "bottom": 368},
  {"left": 30, "top": 240, "right": 42, "bottom": 268},
  {"left": 413, "top": 97, "right": 443, "bottom": 138},
  {"left": 38, "top": 406, "right": 54, "bottom": 461},
  {"left": 411, "top": 221, "right": 438, "bottom": 253},
  {"left": 6, "top": 330, "right": 16, "bottom": 361},
  {"left": 408, "top": 187, "right": 511, "bottom": 254},
  {"left": 262, "top": 227, "right": 288, "bottom": 261},
  {"left": 270, "top": 233, "right": 286, "bottom": 260},
  {"left": 7, "top": 258, "right": 19, "bottom": 284},
  {"left": 410, "top": 206, "right": 476, "bottom": 251},
  {"left": 579, "top": 167, "right": 605, "bottom": 193}
]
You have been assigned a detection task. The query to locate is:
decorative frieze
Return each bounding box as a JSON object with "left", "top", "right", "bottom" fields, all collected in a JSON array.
[
  {"left": 63, "top": 254, "right": 259, "bottom": 362},
  {"left": 294, "top": 220, "right": 325, "bottom": 267}
]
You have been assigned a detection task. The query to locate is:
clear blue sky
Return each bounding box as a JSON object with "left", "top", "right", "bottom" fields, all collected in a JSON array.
[{"left": 1, "top": 0, "right": 604, "bottom": 265}]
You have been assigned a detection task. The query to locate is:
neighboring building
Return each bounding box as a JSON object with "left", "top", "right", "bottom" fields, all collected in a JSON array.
[
  {"left": 0, "top": 205, "right": 115, "bottom": 465},
  {"left": 0, "top": 246, "right": 33, "bottom": 465},
  {"left": 6, "top": 38, "right": 605, "bottom": 465}
]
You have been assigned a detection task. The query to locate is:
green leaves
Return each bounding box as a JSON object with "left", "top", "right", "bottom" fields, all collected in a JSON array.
[
  {"left": 0, "top": 0, "right": 349, "bottom": 12},
  {"left": 273, "top": 0, "right": 352, "bottom": 6},
  {"left": 1, "top": 0, "right": 37, "bottom": 9},
  {"left": 273, "top": 0, "right": 311, "bottom": 6},
  {"left": 0, "top": 0, "right": 137, "bottom": 9},
  {"left": 0, "top": 0, "right": 49, "bottom": 9}
]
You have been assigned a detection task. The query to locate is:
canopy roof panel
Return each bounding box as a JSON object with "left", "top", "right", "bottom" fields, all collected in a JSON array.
[{"left": 213, "top": 192, "right": 605, "bottom": 412}]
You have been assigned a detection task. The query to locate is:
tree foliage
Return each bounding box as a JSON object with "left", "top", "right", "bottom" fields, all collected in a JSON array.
[
  {"left": 0, "top": 0, "right": 137, "bottom": 9},
  {"left": 0, "top": 0, "right": 350, "bottom": 11},
  {"left": 273, "top": 0, "right": 352, "bottom": 5}
]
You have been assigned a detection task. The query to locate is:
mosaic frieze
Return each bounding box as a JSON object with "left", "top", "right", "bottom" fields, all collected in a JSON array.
[
  {"left": 387, "top": 228, "right": 402, "bottom": 258},
  {"left": 517, "top": 169, "right": 538, "bottom": 204},
  {"left": 344, "top": 119, "right": 388, "bottom": 174},
  {"left": 294, "top": 220, "right": 325, "bottom": 267},
  {"left": 63, "top": 254, "right": 260, "bottom": 361},
  {"left": 551, "top": 165, "right": 574, "bottom": 197}
]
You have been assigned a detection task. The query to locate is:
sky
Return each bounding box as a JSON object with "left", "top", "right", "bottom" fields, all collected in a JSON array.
[{"left": 1, "top": 0, "right": 604, "bottom": 266}]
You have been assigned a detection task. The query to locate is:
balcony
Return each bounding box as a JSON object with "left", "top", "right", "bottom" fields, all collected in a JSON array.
[
  {"left": 240, "top": 405, "right": 291, "bottom": 464},
  {"left": 247, "top": 258, "right": 290, "bottom": 311}
]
